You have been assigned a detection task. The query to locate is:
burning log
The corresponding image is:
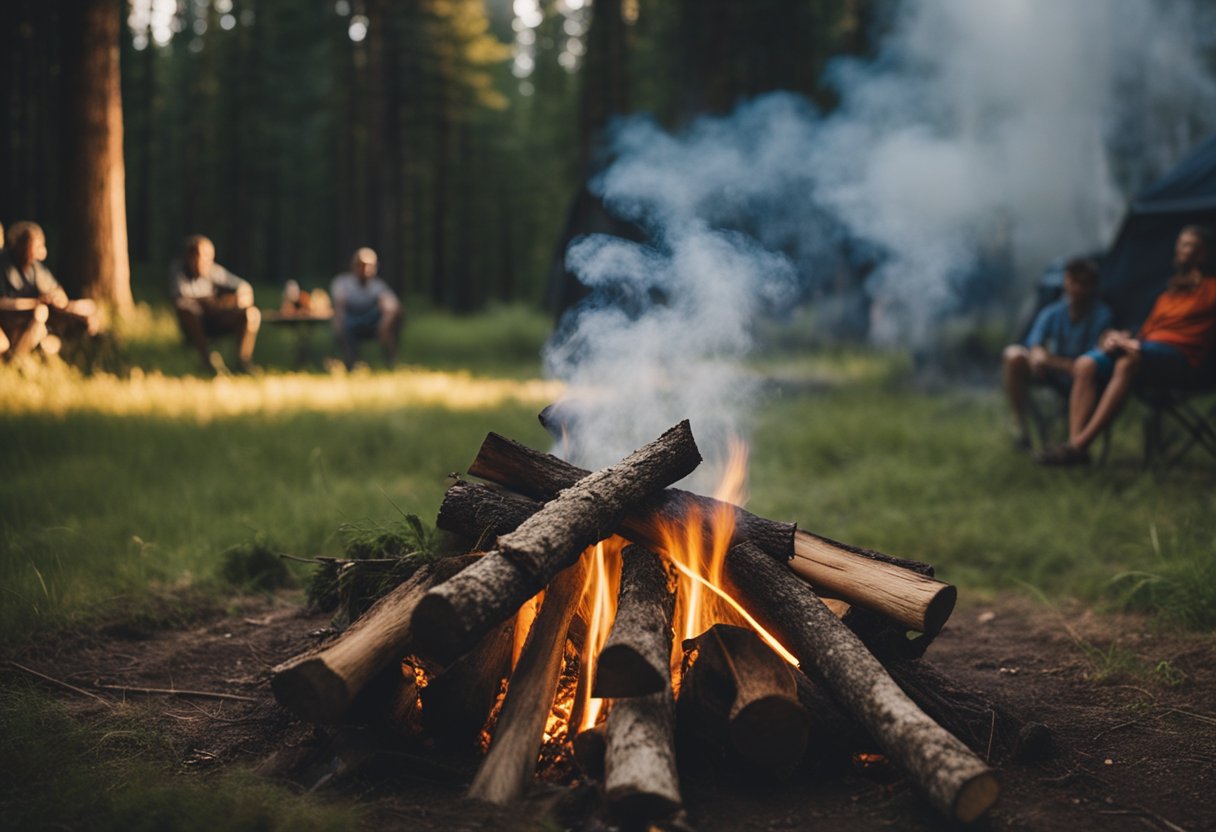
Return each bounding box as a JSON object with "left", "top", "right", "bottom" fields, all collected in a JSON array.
[
  {"left": 724, "top": 541, "right": 999, "bottom": 824},
  {"left": 601, "top": 553, "right": 682, "bottom": 822},
  {"left": 677, "top": 624, "right": 810, "bottom": 771},
  {"left": 271, "top": 555, "right": 478, "bottom": 723},
  {"left": 593, "top": 545, "right": 677, "bottom": 698},
  {"left": 466, "top": 431, "right": 954, "bottom": 635},
  {"left": 571, "top": 722, "right": 607, "bottom": 779},
  {"left": 412, "top": 421, "right": 702, "bottom": 662},
  {"left": 468, "top": 557, "right": 588, "bottom": 805},
  {"left": 419, "top": 619, "right": 514, "bottom": 749},
  {"left": 605, "top": 690, "right": 682, "bottom": 823}
]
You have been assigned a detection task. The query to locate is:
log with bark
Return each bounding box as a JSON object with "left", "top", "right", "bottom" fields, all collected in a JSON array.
[
  {"left": 593, "top": 544, "right": 677, "bottom": 698},
  {"left": 677, "top": 624, "right": 810, "bottom": 771},
  {"left": 468, "top": 557, "right": 588, "bottom": 804},
  {"left": 270, "top": 554, "right": 477, "bottom": 723},
  {"left": 601, "top": 553, "right": 682, "bottom": 822},
  {"left": 723, "top": 541, "right": 999, "bottom": 824},
  {"left": 466, "top": 431, "right": 954, "bottom": 636},
  {"left": 419, "top": 619, "right": 514, "bottom": 749},
  {"left": 412, "top": 421, "right": 702, "bottom": 663}
]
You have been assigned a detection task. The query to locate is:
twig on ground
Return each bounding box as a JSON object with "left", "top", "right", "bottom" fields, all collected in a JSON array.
[
  {"left": 93, "top": 682, "right": 258, "bottom": 702},
  {"left": 7, "top": 660, "right": 109, "bottom": 703}
]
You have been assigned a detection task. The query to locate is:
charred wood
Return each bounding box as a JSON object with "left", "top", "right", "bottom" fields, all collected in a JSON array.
[
  {"left": 724, "top": 541, "right": 998, "bottom": 824},
  {"left": 605, "top": 690, "right": 682, "bottom": 823},
  {"left": 593, "top": 545, "right": 677, "bottom": 698},
  {"left": 468, "top": 557, "right": 589, "bottom": 804},
  {"left": 677, "top": 625, "right": 810, "bottom": 771},
  {"left": 270, "top": 554, "right": 477, "bottom": 723},
  {"left": 420, "top": 619, "right": 514, "bottom": 750}
]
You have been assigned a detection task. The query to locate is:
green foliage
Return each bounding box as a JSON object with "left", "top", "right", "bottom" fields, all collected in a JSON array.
[
  {"left": 0, "top": 687, "right": 358, "bottom": 831},
  {"left": 219, "top": 536, "right": 293, "bottom": 593}
]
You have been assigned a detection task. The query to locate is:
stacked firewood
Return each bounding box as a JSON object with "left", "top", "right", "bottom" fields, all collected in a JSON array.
[{"left": 272, "top": 420, "right": 1035, "bottom": 826}]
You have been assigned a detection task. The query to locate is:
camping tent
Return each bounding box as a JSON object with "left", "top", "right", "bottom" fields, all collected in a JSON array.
[{"left": 1099, "top": 131, "right": 1216, "bottom": 328}]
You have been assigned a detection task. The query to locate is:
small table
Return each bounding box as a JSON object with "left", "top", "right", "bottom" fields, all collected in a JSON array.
[{"left": 261, "top": 310, "right": 333, "bottom": 368}]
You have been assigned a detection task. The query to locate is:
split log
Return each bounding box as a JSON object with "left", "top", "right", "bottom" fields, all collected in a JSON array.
[
  {"left": 724, "top": 541, "right": 999, "bottom": 824},
  {"left": 605, "top": 690, "right": 681, "bottom": 823},
  {"left": 467, "top": 431, "right": 954, "bottom": 635},
  {"left": 793, "top": 530, "right": 956, "bottom": 636},
  {"left": 677, "top": 624, "right": 810, "bottom": 771},
  {"left": 593, "top": 545, "right": 677, "bottom": 698},
  {"left": 468, "top": 557, "right": 588, "bottom": 804},
  {"left": 602, "top": 555, "right": 682, "bottom": 822},
  {"left": 270, "top": 554, "right": 477, "bottom": 723},
  {"left": 413, "top": 421, "right": 702, "bottom": 662},
  {"left": 420, "top": 619, "right": 514, "bottom": 750}
]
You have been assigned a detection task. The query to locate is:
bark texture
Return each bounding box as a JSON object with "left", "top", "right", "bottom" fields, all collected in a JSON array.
[
  {"left": 724, "top": 541, "right": 998, "bottom": 824},
  {"left": 593, "top": 545, "right": 677, "bottom": 698}
]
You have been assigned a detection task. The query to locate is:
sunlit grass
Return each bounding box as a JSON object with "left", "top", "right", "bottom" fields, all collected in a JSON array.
[{"left": 0, "top": 360, "right": 563, "bottom": 421}]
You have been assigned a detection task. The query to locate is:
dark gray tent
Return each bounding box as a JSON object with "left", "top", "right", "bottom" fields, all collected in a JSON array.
[{"left": 1099, "top": 132, "right": 1216, "bottom": 328}]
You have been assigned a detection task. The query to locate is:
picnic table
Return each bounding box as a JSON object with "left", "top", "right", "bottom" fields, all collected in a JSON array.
[{"left": 261, "top": 308, "right": 333, "bottom": 368}]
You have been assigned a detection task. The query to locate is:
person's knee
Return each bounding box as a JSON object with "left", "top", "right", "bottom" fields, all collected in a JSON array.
[{"left": 1114, "top": 351, "right": 1142, "bottom": 377}]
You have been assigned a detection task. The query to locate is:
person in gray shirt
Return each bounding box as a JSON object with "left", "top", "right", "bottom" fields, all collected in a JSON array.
[
  {"left": 170, "top": 234, "right": 260, "bottom": 374},
  {"left": 330, "top": 247, "right": 402, "bottom": 369}
]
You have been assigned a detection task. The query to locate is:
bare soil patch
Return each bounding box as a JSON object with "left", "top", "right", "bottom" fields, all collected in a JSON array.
[{"left": 6, "top": 592, "right": 1215, "bottom": 831}]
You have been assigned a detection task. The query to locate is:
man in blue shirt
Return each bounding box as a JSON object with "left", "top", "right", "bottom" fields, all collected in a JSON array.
[{"left": 1002, "top": 258, "right": 1113, "bottom": 450}]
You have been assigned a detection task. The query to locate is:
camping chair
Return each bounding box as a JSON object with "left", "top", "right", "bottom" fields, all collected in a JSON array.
[{"left": 1135, "top": 363, "right": 1216, "bottom": 469}]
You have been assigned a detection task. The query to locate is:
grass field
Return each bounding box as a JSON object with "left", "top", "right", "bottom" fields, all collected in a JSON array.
[
  {"left": 3, "top": 304, "right": 1214, "bottom": 830},
  {"left": 2, "top": 305, "right": 1214, "bottom": 642}
]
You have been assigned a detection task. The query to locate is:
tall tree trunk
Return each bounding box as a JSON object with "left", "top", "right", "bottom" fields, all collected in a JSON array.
[{"left": 59, "top": 0, "right": 132, "bottom": 313}]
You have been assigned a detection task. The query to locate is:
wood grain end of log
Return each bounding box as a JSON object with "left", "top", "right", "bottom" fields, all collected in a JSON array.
[
  {"left": 270, "top": 656, "right": 349, "bottom": 723},
  {"left": 955, "top": 771, "right": 1000, "bottom": 824},
  {"left": 592, "top": 644, "right": 666, "bottom": 698},
  {"left": 571, "top": 724, "right": 607, "bottom": 780},
  {"left": 923, "top": 583, "right": 958, "bottom": 636},
  {"left": 729, "top": 694, "right": 811, "bottom": 771}
]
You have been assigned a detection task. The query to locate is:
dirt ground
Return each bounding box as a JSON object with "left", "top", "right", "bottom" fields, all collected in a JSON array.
[{"left": 6, "top": 592, "right": 1215, "bottom": 832}]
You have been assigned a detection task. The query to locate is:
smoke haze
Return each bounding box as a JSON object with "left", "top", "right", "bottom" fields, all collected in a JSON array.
[{"left": 544, "top": 0, "right": 1216, "bottom": 471}]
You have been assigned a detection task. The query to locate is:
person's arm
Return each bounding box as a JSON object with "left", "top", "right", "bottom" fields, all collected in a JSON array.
[
  {"left": 211, "top": 265, "right": 253, "bottom": 308},
  {"left": 34, "top": 264, "right": 68, "bottom": 307}
]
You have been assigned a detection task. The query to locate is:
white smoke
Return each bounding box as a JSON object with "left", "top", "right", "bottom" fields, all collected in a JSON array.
[{"left": 544, "top": 0, "right": 1216, "bottom": 468}]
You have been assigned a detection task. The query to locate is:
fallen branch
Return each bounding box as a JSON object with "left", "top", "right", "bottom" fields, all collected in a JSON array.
[
  {"left": 93, "top": 682, "right": 257, "bottom": 703},
  {"left": 7, "top": 660, "right": 109, "bottom": 703}
]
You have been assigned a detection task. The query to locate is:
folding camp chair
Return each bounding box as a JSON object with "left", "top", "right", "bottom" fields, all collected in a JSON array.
[{"left": 1137, "top": 382, "right": 1216, "bottom": 469}]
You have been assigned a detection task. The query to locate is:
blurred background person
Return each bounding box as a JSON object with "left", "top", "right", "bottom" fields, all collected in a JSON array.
[
  {"left": 170, "top": 234, "right": 260, "bottom": 374},
  {"left": 330, "top": 247, "right": 402, "bottom": 370}
]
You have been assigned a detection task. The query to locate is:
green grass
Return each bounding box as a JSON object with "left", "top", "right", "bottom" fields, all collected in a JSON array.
[
  {"left": 3, "top": 310, "right": 1215, "bottom": 639},
  {"left": 0, "top": 686, "right": 358, "bottom": 832}
]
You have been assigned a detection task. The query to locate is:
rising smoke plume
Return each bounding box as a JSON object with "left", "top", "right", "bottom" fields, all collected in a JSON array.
[{"left": 544, "top": 0, "right": 1216, "bottom": 471}]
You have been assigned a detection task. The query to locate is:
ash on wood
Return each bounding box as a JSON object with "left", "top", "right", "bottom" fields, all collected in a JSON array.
[
  {"left": 270, "top": 554, "right": 477, "bottom": 723},
  {"left": 412, "top": 421, "right": 702, "bottom": 663},
  {"left": 678, "top": 624, "right": 810, "bottom": 771},
  {"left": 468, "top": 557, "right": 588, "bottom": 805},
  {"left": 467, "top": 430, "right": 954, "bottom": 637},
  {"left": 724, "top": 541, "right": 999, "bottom": 824},
  {"left": 593, "top": 545, "right": 677, "bottom": 698}
]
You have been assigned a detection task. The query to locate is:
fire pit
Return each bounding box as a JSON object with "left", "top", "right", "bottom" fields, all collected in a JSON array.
[{"left": 272, "top": 419, "right": 1026, "bottom": 826}]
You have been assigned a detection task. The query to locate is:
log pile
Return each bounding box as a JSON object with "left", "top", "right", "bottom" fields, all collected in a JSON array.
[{"left": 270, "top": 419, "right": 1031, "bottom": 827}]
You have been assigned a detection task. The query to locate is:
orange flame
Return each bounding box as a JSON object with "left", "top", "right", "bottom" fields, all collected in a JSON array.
[{"left": 573, "top": 538, "right": 623, "bottom": 732}]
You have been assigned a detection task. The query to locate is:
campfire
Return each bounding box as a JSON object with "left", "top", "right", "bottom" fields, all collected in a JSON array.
[{"left": 272, "top": 419, "right": 1026, "bottom": 826}]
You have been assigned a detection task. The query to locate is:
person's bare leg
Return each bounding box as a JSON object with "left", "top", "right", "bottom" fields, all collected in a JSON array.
[
  {"left": 378, "top": 306, "right": 402, "bottom": 366},
  {"left": 9, "top": 304, "right": 50, "bottom": 358},
  {"left": 1002, "top": 345, "right": 1031, "bottom": 438},
  {"left": 237, "top": 306, "right": 261, "bottom": 367},
  {"left": 175, "top": 300, "right": 212, "bottom": 366},
  {"left": 1068, "top": 355, "right": 1101, "bottom": 442},
  {"left": 1073, "top": 352, "right": 1140, "bottom": 450}
]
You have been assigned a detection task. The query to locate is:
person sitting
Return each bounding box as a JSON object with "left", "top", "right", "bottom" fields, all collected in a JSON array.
[
  {"left": 330, "top": 247, "right": 402, "bottom": 370},
  {"left": 0, "top": 220, "right": 100, "bottom": 359},
  {"left": 170, "top": 234, "right": 260, "bottom": 374},
  {"left": 1002, "top": 257, "right": 1112, "bottom": 451},
  {"left": 1038, "top": 225, "right": 1216, "bottom": 465}
]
